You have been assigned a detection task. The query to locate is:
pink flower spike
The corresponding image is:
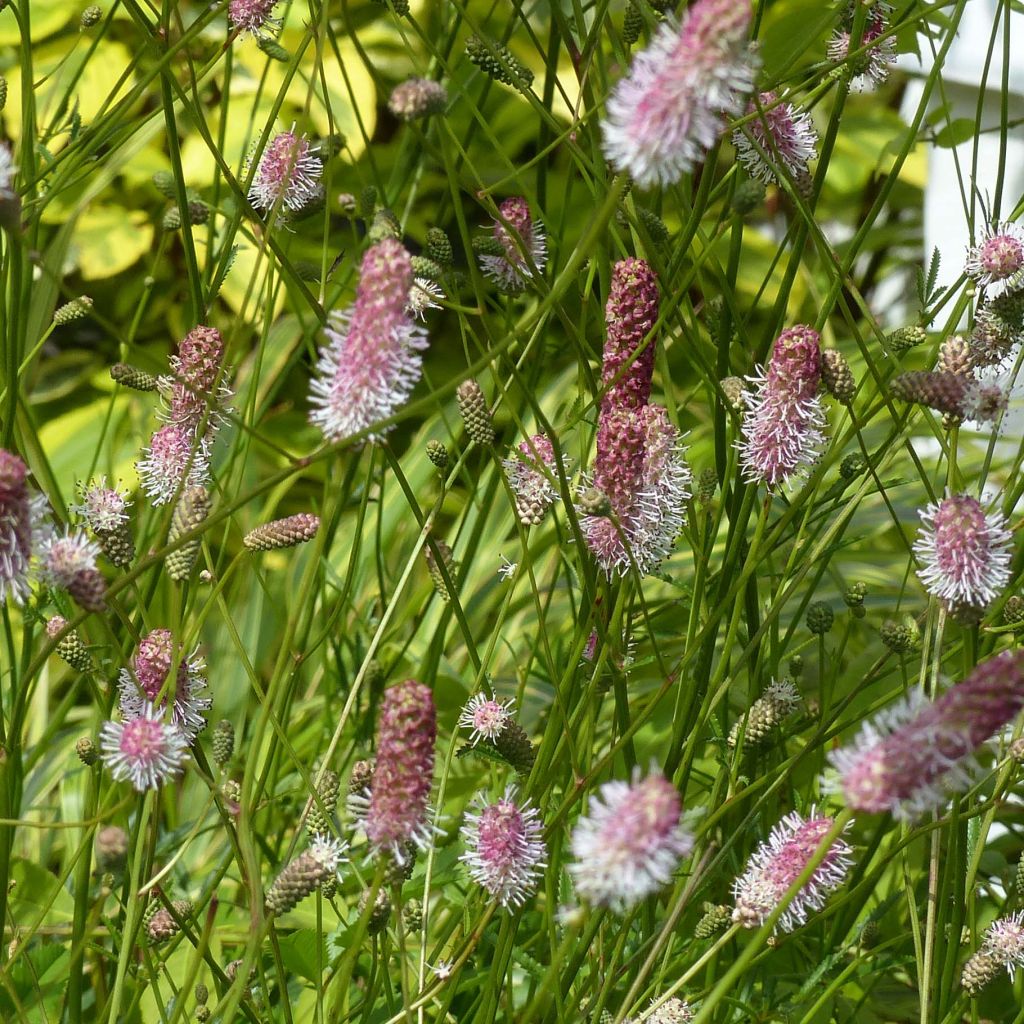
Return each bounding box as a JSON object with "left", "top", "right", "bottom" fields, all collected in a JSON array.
[
  {"left": 309, "top": 238, "right": 428, "bottom": 443},
  {"left": 503, "top": 433, "right": 567, "bottom": 525},
  {"left": 732, "top": 808, "right": 852, "bottom": 932},
  {"left": 460, "top": 786, "right": 547, "bottom": 908},
  {"left": 985, "top": 913, "right": 1024, "bottom": 980},
  {"left": 826, "top": 6, "right": 896, "bottom": 92},
  {"left": 738, "top": 325, "right": 826, "bottom": 488},
  {"left": 458, "top": 693, "right": 515, "bottom": 743},
  {"left": 74, "top": 477, "right": 130, "bottom": 533},
  {"left": 601, "top": 258, "right": 659, "bottom": 414},
  {"left": 229, "top": 0, "right": 280, "bottom": 37},
  {"left": 137, "top": 423, "right": 212, "bottom": 506},
  {"left": 913, "top": 495, "right": 1012, "bottom": 609},
  {"left": 601, "top": 0, "right": 757, "bottom": 188},
  {"left": 732, "top": 91, "right": 818, "bottom": 186},
  {"left": 248, "top": 130, "right": 322, "bottom": 217},
  {"left": 478, "top": 197, "right": 547, "bottom": 293},
  {"left": 0, "top": 448, "right": 48, "bottom": 604},
  {"left": 100, "top": 704, "right": 189, "bottom": 791},
  {"left": 569, "top": 768, "right": 693, "bottom": 913},
  {"left": 965, "top": 223, "right": 1024, "bottom": 297},
  {"left": 831, "top": 649, "right": 1024, "bottom": 819},
  {"left": 163, "top": 325, "right": 229, "bottom": 429},
  {"left": 362, "top": 680, "right": 437, "bottom": 858}
]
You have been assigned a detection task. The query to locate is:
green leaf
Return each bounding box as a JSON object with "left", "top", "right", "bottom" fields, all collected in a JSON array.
[
  {"left": 73, "top": 205, "right": 154, "bottom": 280},
  {"left": 933, "top": 118, "right": 978, "bottom": 149},
  {"left": 278, "top": 928, "right": 327, "bottom": 983}
]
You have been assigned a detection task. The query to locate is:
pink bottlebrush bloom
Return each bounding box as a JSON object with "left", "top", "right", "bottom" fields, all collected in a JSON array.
[
  {"left": 74, "top": 477, "right": 130, "bottom": 533},
  {"left": 732, "top": 809, "right": 853, "bottom": 932},
  {"left": 460, "top": 786, "right": 546, "bottom": 908},
  {"left": 830, "top": 649, "right": 1024, "bottom": 819},
  {"left": 478, "top": 197, "right": 547, "bottom": 292},
  {"left": 965, "top": 223, "right": 1024, "bottom": 297},
  {"left": 826, "top": 5, "right": 896, "bottom": 92},
  {"left": 406, "top": 277, "right": 445, "bottom": 320},
  {"left": 0, "top": 449, "right": 49, "bottom": 604},
  {"left": 568, "top": 768, "right": 693, "bottom": 912},
  {"left": 581, "top": 404, "right": 691, "bottom": 577},
  {"left": 137, "top": 423, "right": 212, "bottom": 506},
  {"left": 458, "top": 693, "right": 515, "bottom": 743},
  {"left": 601, "top": 258, "right": 659, "bottom": 413},
  {"left": 738, "top": 325, "right": 826, "bottom": 488},
  {"left": 503, "top": 433, "right": 567, "bottom": 526},
  {"left": 913, "top": 495, "right": 1012, "bottom": 609},
  {"left": 732, "top": 91, "right": 818, "bottom": 186},
  {"left": 118, "top": 628, "right": 210, "bottom": 745},
  {"left": 982, "top": 913, "right": 1024, "bottom": 980},
  {"left": 229, "top": 0, "right": 280, "bottom": 36},
  {"left": 601, "top": 0, "right": 757, "bottom": 188},
  {"left": 248, "top": 129, "right": 322, "bottom": 216},
  {"left": 100, "top": 704, "right": 189, "bottom": 791},
  {"left": 309, "top": 238, "right": 428, "bottom": 443},
  {"left": 162, "top": 325, "right": 229, "bottom": 428},
  {"left": 38, "top": 529, "right": 100, "bottom": 590},
  {"left": 360, "top": 680, "right": 436, "bottom": 858}
]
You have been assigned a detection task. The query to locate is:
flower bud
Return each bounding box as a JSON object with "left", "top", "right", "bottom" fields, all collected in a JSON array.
[
  {"left": 110, "top": 362, "right": 158, "bottom": 391},
  {"left": 457, "top": 380, "right": 495, "bottom": 446},
  {"left": 244, "top": 513, "right": 320, "bottom": 551},
  {"left": 166, "top": 487, "right": 210, "bottom": 582}
]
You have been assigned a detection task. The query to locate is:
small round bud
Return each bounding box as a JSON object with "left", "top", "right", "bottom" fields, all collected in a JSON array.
[
  {"left": 788, "top": 654, "right": 803, "bottom": 677},
  {"left": 720, "top": 376, "right": 746, "bottom": 412},
  {"left": 880, "top": 618, "right": 916, "bottom": 654},
  {"left": 81, "top": 6, "right": 102, "bottom": 28},
  {"left": 456, "top": 379, "right": 495, "bottom": 446},
  {"left": 885, "top": 325, "right": 926, "bottom": 356},
  {"left": 843, "top": 582, "right": 867, "bottom": 617},
  {"left": 577, "top": 486, "right": 612, "bottom": 518},
  {"left": 402, "top": 896, "right": 423, "bottom": 931},
  {"left": 1003, "top": 595, "right": 1024, "bottom": 626},
  {"left": 152, "top": 170, "right": 176, "bottom": 198},
  {"left": 821, "top": 349, "right": 856, "bottom": 403},
  {"left": 349, "top": 759, "right": 375, "bottom": 794},
  {"left": 358, "top": 887, "right": 391, "bottom": 935},
  {"left": 188, "top": 201, "right": 209, "bottom": 226},
  {"left": 162, "top": 206, "right": 182, "bottom": 231},
  {"left": 147, "top": 900, "right": 193, "bottom": 944},
  {"left": 110, "top": 362, "right": 158, "bottom": 392},
  {"left": 76, "top": 736, "right": 99, "bottom": 766},
  {"left": 95, "top": 825, "right": 129, "bottom": 870},
  {"left": 839, "top": 452, "right": 866, "bottom": 480},
  {"left": 195, "top": 982, "right": 209, "bottom": 1005},
  {"left": 258, "top": 37, "right": 290, "bottom": 62},
  {"left": 806, "top": 601, "right": 834, "bottom": 635},
  {"left": 195, "top": 1007, "right": 210, "bottom": 1023},
  {"left": 426, "top": 439, "right": 449, "bottom": 469},
  {"left": 732, "top": 178, "right": 766, "bottom": 215},
  {"left": 212, "top": 720, "right": 234, "bottom": 767},
  {"left": 53, "top": 296, "right": 93, "bottom": 325},
  {"left": 425, "top": 227, "right": 453, "bottom": 266}
]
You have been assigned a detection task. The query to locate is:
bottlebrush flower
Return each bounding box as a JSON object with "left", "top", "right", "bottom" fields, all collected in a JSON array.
[
  {"left": 738, "top": 325, "right": 826, "bottom": 488},
  {"left": 458, "top": 693, "right": 515, "bottom": 743},
  {"left": 137, "top": 423, "right": 212, "bottom": 506},
  {"left": 568, "top": 768, "right": 693, "bottom": 912},
  {"left": 388, "top": 77, "right": 448, "bottom": 121},
  {"left": 248, "top": 129, "right": 322, "bottom": 217},
  {"left": 100, "top": 705, "right": 189, "bottom": 791},
  {"left": 243, "top": 513, "right": 320, "bottom": 550},
  {"left": 601, "top": 258, "right": 659, "bottom": 413},
  {"left": 74, "top": 478, "right": 129, "bottom": 534},
  {"left": 503, "top": 433, "right": 566, "bottom": 525},
  {"left": 359, "top": 680, "right": 436, "bottom": 858},
  {"left": 309, "top": 238, "right": 428, "bottom": 443},
  {"left": 827, "top": 5, "right": 896, "bottom": 91},
  {"left": 732, "top": 809, "right": 852, "bottom": 932},
  {"left": 580, "top": 404, "right": 691, "bottom": 576},
  {"left": 601, "top": 0, "right": 756, "bottom": 188},
  {"left": 965, "top": 223, "right": 1024, "bottom": 297},
  {"left": 478, "top": 197, "right": 547, "bottom": 292},
  {"left": 161, "top": 325, "right": 229, "bottom": 428},
  {"left": 0, "top": 449, "right": 48, "bottom": 604},
  {"left": 39, "top": 530, "right": 106, "bottom": 612},
  {"left": 647, "top": 997, "right": 694, "bottom": 1024},
  {"left": 406, "top": 277, "right": 445, "bottom": 320},
  {"left": 890, "top": 370, "right": 1009, "bottom": 426},
  {"left": 460, "top": 786, "right": 546, "bottom": 908},
  {"left": 118, "top": 629, "right": 211, "bottom": 745},
  {"left": 961, "top": 913, "right": 1024, "bottom": 994},
  {"left": 228, "top": 0, "right": 280, "bottom": 36},
  {"left": 830, "top": 649, "right": 1024, "bottom": 818},
  {"left": 732, "top": 91, "right": 818, "bottom": 186},
  {"left": 913, "top": 495, "right": 1012, "bottom": 609},
  {"left": 265, "top": 835, "right": 348, "bottom": 914}
]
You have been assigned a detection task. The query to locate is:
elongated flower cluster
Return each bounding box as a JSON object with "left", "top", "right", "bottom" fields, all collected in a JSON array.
[
  {"left": 602, "top": 0, "right": 756, "bottom": 188},
  {"left": 75, "top": 477, "right": 134, "bottom": 567},
  {"left": 580, "top": 260, "right": 691, "bottom": 576},
  {"left": 738, "top": 325, "right": 826, "bottom": 488},
  {"left": 890, "top": 370, "right": 1008, "bottom": 426},
  {"left": 460, "top": 786, "right": 546, "bottom": 908},
  {"left": 138, "top": 326, "right": 228, "bottom": 505},
  {"left": 965, "top": 223, "right": 1024, "bottom": 296},
  {"left": 478, "top": 197, "right": 547, "bottom": 292},
  {"left": 118, "top": 629, "right": 210, "bottom": 745},
  {"left": 827, "top": 4, "right": 896, "bottom": 92},
  {"left": 830, "top": 649, "right": 1024, "bottom": 818},
  {"left": 0, "top": 449, "right": 48, "bottom": 605},
  {"left": 100, "top": 704, "right": 190, "bottom": 791},
  {"left": 913, "top": 495, "right": 1012, "bottom": 612},
  {"left": 244, "top": 513, "right": 320, "bottom": 550},
  {"left": 39, "top": 530, "right": 106, "bottom": 612},
  {"left": 732, "top": 809, "right": 852, "bottom": 932},
  {"left": 503, "top": 434, "right": 566, "bottom": 525},
  {"left": 309, "top": 238, "right": 428, "bottom": 443},
  {"left": 248, "top": 130, "right": 322, "bottom": 216},
  {"left": 360, "top": 680, "right": 436, "bottom": 858},
  {"left": 732, "top": 91, "right": 818, "bottom": 187},
  {"left": 728, "top": 678, "right": 801, "bottom": 750},
  {"left": 569, "top": 769, "right": 693, "bottom": 912},
  {"left": 265, "top": 835, "right": 347, "bottom": 914},
  {"left": 961, "top": 913, "right": 1024, "bottom": 994},
  {"left": 229, "top": 0, "right": 279, "bottom": 37}
]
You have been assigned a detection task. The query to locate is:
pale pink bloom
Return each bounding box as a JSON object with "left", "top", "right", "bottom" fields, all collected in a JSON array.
[
  {"left": 913, "top": 495, "right": 1012, "bottom": 609},
  {"left": 458, "top": 693, "right": 515, "bottom": 743},
  {"left": 830, "top": 649, "right": 1024, "bottom": 818},
  {"left": 569, "top": 769, "right": 693, "bottom": 912},
  {"left": 732, "top": 809, "right": 852, "bottom": 932},
  {"left": 38, "top": 530, "right": 100, "bottom": 590},
  {"left": 100, "top": 704, "right": 189, "bottom": 790},
  {"left": 826, "top": 5, "right": 896, "bottom": 92},
  {"left": 229, "top": 0, "right": 280, "bottom": 36},
  {"left": 248, "top": 130, "right": 322, "bottom": 216},
  {"left": 74, "top": 477, "right": 130, "bottom": 533},
  {"left": 647, "top": 998, "right": 694, "bottom": 1024},
  {"left": 0, "top": 449, "right": 49, "bottom": 604},
  {"left": 600, "top": 257, "right": 659, "bottom": 413},
  {"left": 503, "top": 433, "right": 566, "bottom": 525},
  {"left": 136, "top": 423, "right": 211, "bottom": 506},
  {"left": 983, "top": 913, "right": 1024, "bottom": 980},
  {"left": 738, "top": 325, "right": 826, "bottom": 487},
  {"left": 602, "top": 0, "right": 756, "bottom": 188},
  {"left": 161, "top": 325, "right": 229, "bottom": 429},
  {"left": 118, "top": 628, "right": 210, "bottom": 745},
  {"left": 309, "top": 239, "right": 428, "bottom": 443},
  {"left": 732, "top": 91, "right": 818, "bottom": 186},
  {"left": 478, "top": 197, "right": 547, "bottom": 292},
  {"left": 460, "top": 786, "right": 546, "bottom": 907},
  {"left": 965, "top": 223, "right": 1024, "bottom": 297},
  {"left": 406, "top": 277, "right": 444, "bottom": 320}
]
